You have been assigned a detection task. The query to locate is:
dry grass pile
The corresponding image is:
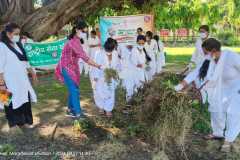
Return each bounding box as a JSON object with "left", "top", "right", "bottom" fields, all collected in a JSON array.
[{"left": 130, "top": 72, "right": 195, "bottom": 149}]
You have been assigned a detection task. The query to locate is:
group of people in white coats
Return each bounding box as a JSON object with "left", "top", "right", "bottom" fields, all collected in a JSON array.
[
  {"left": 89, "top": 28, "right": 165, "bottom": 117},
  {"left": 78, "top": 29, "right": 101, "bottom": 76},
  {"left": 175, "top": 25, "right": 240, "bottom": 152}
]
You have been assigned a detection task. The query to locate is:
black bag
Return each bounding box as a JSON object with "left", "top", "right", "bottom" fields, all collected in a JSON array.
[{"left": 143, "top": 48, "right": 151, "bottom": 62}]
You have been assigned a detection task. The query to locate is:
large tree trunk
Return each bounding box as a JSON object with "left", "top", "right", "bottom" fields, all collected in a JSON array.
[
  {"left": 0, "top": 0, "right": 10, "bottom": 16},
  {"left": 0, "top": 0, "right": 34, "bottom": 25},
  {"left": 20, "top": 0, "right": 123, "bottom": 41},
  {"left": 2, "top": 0, "right": 171, "bottom": 40},
  {"left": 0, "top": 0, "right": 122, "bottom": 40}
]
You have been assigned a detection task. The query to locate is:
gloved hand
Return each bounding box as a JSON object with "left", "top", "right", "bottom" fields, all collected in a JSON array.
[{"left": 174, "top": 84, "right": 184, "bottom": 92}]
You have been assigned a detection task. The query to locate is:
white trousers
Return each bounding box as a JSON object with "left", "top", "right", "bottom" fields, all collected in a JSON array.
[
  {"left": 155, "top": 58, "right": 162, "bottom": 73},
  {"left": 211, "top": 112, "right": 240, "bottom": 142},
  {"left": 134, "top": 69, "right": 145, "bottom": 89},
  {"left": 122, "top": 79, "right": 135, "bottom": 101},
  {"left": 145, "top": 68, "right": 154, "bottom": 82},
  {"left": 94, "top": 80, "right": 116, "bottom": 112}
]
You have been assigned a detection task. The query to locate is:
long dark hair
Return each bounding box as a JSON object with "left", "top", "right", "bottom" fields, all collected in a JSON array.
[
  {"left": 198, "top": 41, "right": 211, "bottom": 80},
  {"left": 68, "top": 20, "right": 88, "bottom": 44},
  {"left": 137, "top": 35, "right": 151, "bottom": 62},
  {"left": 199, "top": 59, "right": 210, "bottom": 81},
  {"left": 0, "top": 23, "right": 20, "bottom": 45},
  {"left": 153, "top": 35, "right": 160, "bottom": 52}
]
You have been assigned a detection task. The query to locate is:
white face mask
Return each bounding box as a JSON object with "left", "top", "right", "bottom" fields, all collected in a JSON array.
[
  {"left": 77, "top": 31, "right": 87, "bottom": 39},
  {"left": 212, "top": 54, "right": 218, "bottom": 60},
  {"left": 106, "top": 52, "right": 112, "bottom": 56},
  {"left": 138, "top": 45, "right": 144, "bottom": 50},
  {"left": 12, "top": 35, "right": 20, "bottom": 43},
  {"left": 205, "top": 54, "right": 212, "bottom": 60},
  {"left": 199, "top": 32, "right": 207, "bottom": 39}
]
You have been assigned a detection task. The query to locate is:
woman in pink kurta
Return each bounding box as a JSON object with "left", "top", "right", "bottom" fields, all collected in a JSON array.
[{"left": 55, "top": 20, "right": 100, "bottom": 118}]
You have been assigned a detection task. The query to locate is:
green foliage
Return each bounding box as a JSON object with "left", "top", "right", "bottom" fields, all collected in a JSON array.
[
  {"left": 217, "top": 30, "right": 240, "bottom": 46},
  {"left": 192, "top": 101, "right": 211, "bottom": 134},
  {"left": 104, "top": 68, "right": 119, "bottom": 85},
  {"left": 0, "top": 144, "right": 15, "bottom": 156},
  {"left": 73, "top": 119, "right": 94, "bottom": 133},
  {"left": 126, "top": 123, "right": 144, "bottom": 137},
  {"left": 86, "top": 2, "right": 139, "bottom": 26},
  {"left": 85, "top": 0, "right": 240, "bottom": 43}
]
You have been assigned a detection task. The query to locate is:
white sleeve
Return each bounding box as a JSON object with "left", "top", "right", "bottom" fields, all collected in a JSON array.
[
  {"left": 0, "top": 44, "right": 7, "bottom": 73},
  {"left": 191, "top": 39, "right": 201, "bottom": 64},
  {"left": 153, "top": 41, "right": 158, "bottom": 52},
  {"left": 184, "top": 66, "right": 200, "bottom": 84},
  {"left": 88, "top": 39, "right": 93, "bottom": 45},
  {"left": 91, "top": 51, "right": 102, "bottom": 79},
  {"left": 232, "top": 52, "right": 240, "bottom": 72},
  {"left": 159, "top": 41, "right": 164, "bottom": 52},
  {"left": 191, "top": 49, "right": 198, "bottom": 64},
  {"left": 23, "top": 61, "right": 32, "bottom": 69},
  {"left": 130, "top": 49, "right": 138, "bottom": 66}
]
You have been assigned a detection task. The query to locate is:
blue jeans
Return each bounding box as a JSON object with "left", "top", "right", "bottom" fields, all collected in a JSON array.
[{"left": 62, "top": 68, "right": 81, "bottom": 115}]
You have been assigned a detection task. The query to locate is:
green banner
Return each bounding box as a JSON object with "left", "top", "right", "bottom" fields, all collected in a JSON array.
[{"left": 24, "top": 38, "right": 67, "bottom": 67}]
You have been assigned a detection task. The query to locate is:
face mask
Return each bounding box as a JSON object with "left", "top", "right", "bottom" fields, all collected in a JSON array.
[
  {"left": 138, "top": 45, "right": 144, "bottom": 50},
  {"left": 212, "top": 54, "right": 218, "bottom": 60},
  {"left": 21, "top": 38, "right": 27, "bottom": 44},
  {"left": 12, "top": 35, "right": 20, "bottom": 43},
  {"left": 205, "top": 54, "right": 212, "bottom": 60},
  {"left": 199, "top": 32, "right": 207, "bottom": 39},
  {"left": 106, "top": 52, "right": 112, "bottom": 56},
  {"left": 77, "top": 31, "right": 87, "bottom": 39}
]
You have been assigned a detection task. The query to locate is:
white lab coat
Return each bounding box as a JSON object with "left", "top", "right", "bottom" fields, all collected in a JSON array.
[
  {"left": 191, "top": 38, "right": 205, "bottom": 67},
  {"left": 207, "top": 50, "right": 240, "bottom": 142},
  {"left": 91, "top": 50, "right": 119, "bottom": 112},
  {"left": 155, "top": 40, "right": 164, "bottom": 73},
  {"left": 144, "top": 40, "right": 157, "bottom": 81},
  {"left": 88, "top": 37, "right": 100, "bottom": 60},
  {"left": 79, "top": 38, "right": 90, "bottom": 75},
  {"left": 0, "top": 42, "right": 37, "bottom": 109},
  {"left": 207, "top": 50, "right": 240, "bottom": 114},
  {"left": 118, "top": 45, "right": 136, "bottom": 100},
  {"left": 131, "top": 47, "right": 146, "bottom": 89}
]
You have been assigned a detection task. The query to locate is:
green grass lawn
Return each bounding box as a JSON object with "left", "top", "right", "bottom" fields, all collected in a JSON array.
[
  {"left": 165, "top": 47, "right": 240, "bottom": 56},
  {"left": 164, "top": 47, "right": 240, "bottom": 70}
]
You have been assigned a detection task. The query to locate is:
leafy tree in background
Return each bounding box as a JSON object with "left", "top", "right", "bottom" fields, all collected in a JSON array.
[{"left": 0, "top": 0, "right": 239, "bottom": 43}]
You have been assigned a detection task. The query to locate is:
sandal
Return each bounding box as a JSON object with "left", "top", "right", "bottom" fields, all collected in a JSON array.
[{"left": 204, "top": 134, "right": 224, "bottom": 140}]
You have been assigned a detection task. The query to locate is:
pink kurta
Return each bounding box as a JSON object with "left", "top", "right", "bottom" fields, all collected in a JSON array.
[{"left": 55, "top": 36, "right": 90, "bottom": 86}]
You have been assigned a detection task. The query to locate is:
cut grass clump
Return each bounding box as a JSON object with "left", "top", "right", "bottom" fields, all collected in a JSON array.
[
  {"left": 130, "top": 72, "right": 193, "bottom": 149},
  {"left": 104, "top": 68, "right": 119, "bottom": 85}
]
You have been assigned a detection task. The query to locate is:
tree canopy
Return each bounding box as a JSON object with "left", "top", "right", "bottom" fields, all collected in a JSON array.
[{"left": 0, "top": 0, "right": 239, "bottom": 40}]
